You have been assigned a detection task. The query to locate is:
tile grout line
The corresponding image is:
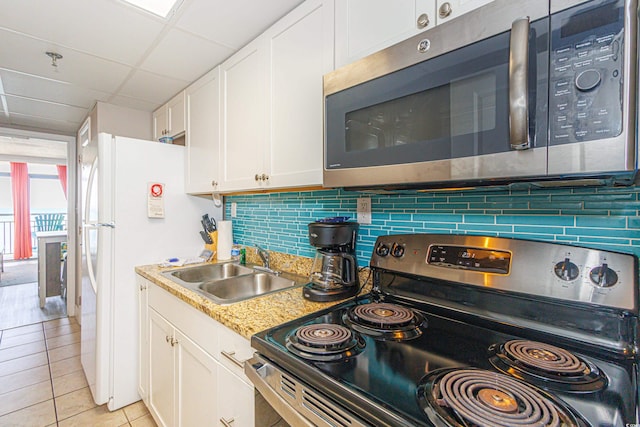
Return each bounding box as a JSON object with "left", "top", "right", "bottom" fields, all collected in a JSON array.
[{"left": 43, "top": 321, "right": 61, "bottom": 426}]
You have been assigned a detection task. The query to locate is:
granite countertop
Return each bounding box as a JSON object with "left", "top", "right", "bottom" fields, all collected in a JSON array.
[{"left": 135, "top": 255, "right": 371, "bottom": 340}]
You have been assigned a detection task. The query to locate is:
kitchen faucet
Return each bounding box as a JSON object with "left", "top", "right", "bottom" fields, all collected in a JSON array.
[{"left": 255, "top": 245, "right": 278, "bottom": 275}]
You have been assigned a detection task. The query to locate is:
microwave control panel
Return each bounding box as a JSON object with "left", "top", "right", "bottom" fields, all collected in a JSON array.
[{"left": 549, "top": 0, "right": 624, "bottom": 145}]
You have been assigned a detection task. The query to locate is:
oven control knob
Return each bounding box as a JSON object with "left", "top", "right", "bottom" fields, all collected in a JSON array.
[
  {"left": 391, "top": 243, "right": 405, "bottom": 258},
  {"left": 553, "top": 258, "right": 579, "bottom": 281},
  {"left": 375, "top": 244, "right": 390, "bottom": 257},
  {"left": 589, "top": 263, "right": 618, "bottom": 287}
]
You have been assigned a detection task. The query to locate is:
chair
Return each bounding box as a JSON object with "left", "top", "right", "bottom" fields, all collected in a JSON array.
[{"left": 35, "top": 214, "right": 65, "bottom": 232}]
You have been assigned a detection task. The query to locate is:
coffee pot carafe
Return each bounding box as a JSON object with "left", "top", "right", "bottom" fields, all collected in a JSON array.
[{"left": 303, "top": 221, "right": 359, "bottom": 302}]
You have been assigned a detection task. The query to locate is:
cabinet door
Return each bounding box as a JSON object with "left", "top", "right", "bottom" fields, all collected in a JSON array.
[
  {"left": 185, "top": 68, "right": 221, "bottom": 194},
  {"left": 265, "top": 0, "right": 333, "bottom": 189},
  {"left": 153, "top": 106, "right": 168, "bottom": 141},
  {"left": 175, "top": 330, "right": 218, "bottom": 427},
  {"left": 335, "top": 0, "right": 436, "bottom": 68},
  {"left": 137, "top": 277, "right": 150, "bottom": 406},
  {"left": 217, "top": 365, "right": 254, "bottom": 427},
  {"left": 436, "top": 0, "right": 493, "bottom": 25},
  {"left": 148, "top": 309, "right": 175, "bottom": 427},
  {"left": 168, "top": 92, "right": 186, "bottom": 137},
  {"left": 221, "top": 38, "right": 268, "bottom": 192}
]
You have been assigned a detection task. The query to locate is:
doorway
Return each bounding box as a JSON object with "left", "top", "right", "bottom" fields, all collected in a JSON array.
[{"left": 0, "top": 129, "right": 76, "bottom": 330}]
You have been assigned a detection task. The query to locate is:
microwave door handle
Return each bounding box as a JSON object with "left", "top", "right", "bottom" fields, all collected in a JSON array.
[{"left": 509, "top": 16, "right": 531, "bottom": 150}]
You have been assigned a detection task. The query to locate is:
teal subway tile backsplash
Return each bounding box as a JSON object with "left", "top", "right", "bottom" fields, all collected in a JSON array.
[{"left": 226, "top": 186, "right": 640, "bottom": 265}]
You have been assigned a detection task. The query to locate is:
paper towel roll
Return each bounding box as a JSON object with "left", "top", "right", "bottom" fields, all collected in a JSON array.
[{"left": 216, "top": 220, "right": 233, "bottom": 260}]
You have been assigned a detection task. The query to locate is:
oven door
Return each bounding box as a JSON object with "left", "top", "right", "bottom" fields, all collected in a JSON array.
[
  {"left": 324, "top": 2, "right": 550, "bottom": 188},
  {"left": 245, "top": 354, "right": 370, "bottom": 427}
]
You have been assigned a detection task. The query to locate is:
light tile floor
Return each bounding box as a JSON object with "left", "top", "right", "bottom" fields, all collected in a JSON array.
[{"left": 0, "top": 317, "right": 156, "bottom": 426}]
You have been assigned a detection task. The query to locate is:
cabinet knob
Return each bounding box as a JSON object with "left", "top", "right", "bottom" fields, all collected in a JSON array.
[
  {"left": 255, "top": 174, "right": 261, "bottom": 181},
  {"left": 439, "top": 2, "right": 452, "bottom": 18},
  {"left": 220, "top": 418, "right": 235, "bottom": 427},
  {"left": 166, "top": 335, "right": 171, "bottom": 343},
  {"left": 171, "top": 338, "right": 178, "bottom": 346},
  {"left": 417, "top": 13, "right": 430, "bottom": 29},
  {"left": 261, "top": 173, "right": 269, "bottom": 181},
  {"left": 211, "top": 180, "right": 217, "bottom": 187}
]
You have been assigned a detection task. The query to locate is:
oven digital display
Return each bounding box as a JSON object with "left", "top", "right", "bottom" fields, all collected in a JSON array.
[{"left": 427, "top": 245, "right": 511, "bottom": 274}]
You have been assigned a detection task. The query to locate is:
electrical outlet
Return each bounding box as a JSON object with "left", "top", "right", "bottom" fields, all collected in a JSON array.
[
  {"left": 231, "top": 202, "right": 237, "bottom": 218},
  {"left": 357, "top": 197, "right": 372, "bottom": 224}
]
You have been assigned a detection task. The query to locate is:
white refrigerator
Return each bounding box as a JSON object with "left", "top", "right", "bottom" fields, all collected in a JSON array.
[{"left": 80, "top": 132, "right": 219, "bottom": 410}]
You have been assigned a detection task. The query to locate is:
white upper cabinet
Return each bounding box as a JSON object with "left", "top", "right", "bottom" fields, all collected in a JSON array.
[
  {"left": 153, "top": 91, "right": 186, "bottom": 141},
  {"left": 220, "top": 0, "right": 334, "bottom": 192},
  {"left": 335, "top": 0, "right": 436, "bottom": 68},
  {"left": 220, "top": 38, "right": 268, "bottom": 192},
  {"left": 184, "top": 67, "right": 221, "bottom": 194},
  {"left": 266, "top": 0, "right": 334, "bottom": 189},
  {"left": 435, "top": 0, "right": 495, "bottom": 25}
]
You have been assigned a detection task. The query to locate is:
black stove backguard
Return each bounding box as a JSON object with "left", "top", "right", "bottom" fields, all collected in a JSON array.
[{"left": 249, "top": 234, "right": 640, "bottom": 427}]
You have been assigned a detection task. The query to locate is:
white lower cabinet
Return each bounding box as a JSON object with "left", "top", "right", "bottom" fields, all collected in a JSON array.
[
  {"left": 149, "top": 309, "right": 175, "bottom": 427},
  {"left": 137, "top": 276, "right": 150, "bottom": 406},
  {"left": 175, "top": 329, "right": 218, "bottom": 427},
  {"left": 218, "top": 364, "right": 255, "bottom": 426},
  {"left": 140, "top": 277, "right": 255, "bottom": 427}
]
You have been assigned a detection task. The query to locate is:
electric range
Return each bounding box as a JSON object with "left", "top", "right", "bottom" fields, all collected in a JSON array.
[{"left": 246, "top": 234, "right": 639, "bottom": 427}]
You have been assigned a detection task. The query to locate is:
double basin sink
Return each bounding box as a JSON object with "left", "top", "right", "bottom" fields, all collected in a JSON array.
[{"left": 162, "top": 262, "right": 302, "bottom": 304}]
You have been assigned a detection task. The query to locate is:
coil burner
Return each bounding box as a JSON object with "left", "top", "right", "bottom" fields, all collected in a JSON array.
[
  {"left": 489, "top": 340, "right": 607, "bottom": 392},
  {"left": 286, "top": 323, "right": 364, "bottom": 362},
  {"left": 418, "top": 368, "right": 585, "bottom": 427},
  {"left": 344, "top": 302, "right": 425, "bottom": 341}
]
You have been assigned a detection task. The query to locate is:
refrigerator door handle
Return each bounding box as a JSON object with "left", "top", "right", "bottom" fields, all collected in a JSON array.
[{"left": 96, "top": 222, "right": 115, "bottom": 228}]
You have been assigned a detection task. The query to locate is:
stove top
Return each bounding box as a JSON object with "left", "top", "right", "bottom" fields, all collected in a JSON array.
[
  {"left": 249, "top": 235, "right": 639, "bottom": 427},
  {"left": 253, "top": 294, "right": 637, "bottom": 426}
]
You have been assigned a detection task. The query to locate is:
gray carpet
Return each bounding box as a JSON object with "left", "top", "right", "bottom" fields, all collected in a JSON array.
[{"left": 0, "top": 260, "right": 38, "bottom": 287}]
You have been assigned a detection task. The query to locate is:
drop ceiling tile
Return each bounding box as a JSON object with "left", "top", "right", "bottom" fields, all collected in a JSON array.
[
  {"left": 0, "top": 0, "right": 165, "bottom": 66},
  {"left": 7, "top": 112, "right": 79, "bottom": 135},
  {"left": 140, "top": 28, "right": 233, "bottom": 82},
  {"left": 6, "top": 94, "right": 88, "bottom": 124},
  {"left": 177, "top": 0, "right": 304, "bottom": 49},
  {"left": 118, "top": 69, "right": 187, "bottom": 104},
  {"left": 0, "top": 69, "right": 110, "bottom": 109},
  {"left": 0, "top": 29, "right": 133, "bottom": 93}
]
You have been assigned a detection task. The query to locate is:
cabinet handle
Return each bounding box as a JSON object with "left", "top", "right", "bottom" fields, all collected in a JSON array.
[
  {"left": 221, "top": 350, "right": 245, "bottom": 368},
  {"left": 220, "top": 417, "right": 235, "bottom": 427},
  {"left": 439, "top": 2, "right": 452, "bottom": 18},
  {"left": 417, "top": 13, "right": 430, "bottom": 29}
]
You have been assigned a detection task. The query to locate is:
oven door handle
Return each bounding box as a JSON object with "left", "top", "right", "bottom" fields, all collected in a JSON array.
[
  {"left": 244, "top": 355, "right": 315, "bottom": 427},
  {"left": 509, "top": 16, "right": 531, "bottom": 150}
]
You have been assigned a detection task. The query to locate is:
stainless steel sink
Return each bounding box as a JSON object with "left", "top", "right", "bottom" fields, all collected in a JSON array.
[
  {"left": 197, "top": 273, "right": 296, "bottom": 304},
  {"left": 165, "top": 263, "right": 254, "bottom": 284}
]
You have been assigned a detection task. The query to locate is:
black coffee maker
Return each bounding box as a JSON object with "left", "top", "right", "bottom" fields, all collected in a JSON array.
[{"left": 303, "top": 221, "right": 359, "bottom": 302}]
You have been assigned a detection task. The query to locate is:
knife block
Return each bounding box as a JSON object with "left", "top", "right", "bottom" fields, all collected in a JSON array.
[{"left": 205, "top": 231, "right": 218, "bottom": 260}]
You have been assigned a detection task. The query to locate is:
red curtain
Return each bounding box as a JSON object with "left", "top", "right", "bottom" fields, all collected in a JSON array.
[
  {"left": 10, "top": 162, "right": 32, "bottom": 259},
  {"left": 57, "top": 165, "right": 68, "bottom": 199}
]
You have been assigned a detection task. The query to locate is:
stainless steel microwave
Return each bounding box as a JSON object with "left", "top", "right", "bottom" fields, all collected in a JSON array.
[{"left": 323, "top": 0, "right": 638, "bottom": 189}]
